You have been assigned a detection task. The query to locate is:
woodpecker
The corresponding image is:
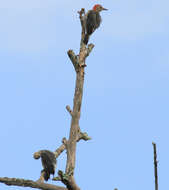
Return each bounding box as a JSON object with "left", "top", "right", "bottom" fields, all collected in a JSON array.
[
  {"left": 84, "top": 4, "right": 108, "bottom": 45},
  {"left": 34, "top": 150, "right": 57, "bottom": 181}
]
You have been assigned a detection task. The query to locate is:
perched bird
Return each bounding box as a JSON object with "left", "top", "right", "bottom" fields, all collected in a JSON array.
[
  {"left": 34, "top": 150, "right": 57, "bottom": 181},
  {"left": 84, "top": 4, "right": 108, "bottom": 44}
]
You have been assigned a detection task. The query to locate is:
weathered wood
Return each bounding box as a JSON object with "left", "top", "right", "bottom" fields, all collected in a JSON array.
[
  {"left": 63, "top": 8, "right": 94, "bottom": 190},
  {"left": 0, "top": 177, "right": 67, "bottom": 190}
]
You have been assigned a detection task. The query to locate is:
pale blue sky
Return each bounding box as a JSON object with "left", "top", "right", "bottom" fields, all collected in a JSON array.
[{"left": 0, "top": 0, "right": 169, "bottom": 190}]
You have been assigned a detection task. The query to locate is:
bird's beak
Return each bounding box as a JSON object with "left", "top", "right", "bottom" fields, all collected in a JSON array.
[{"left": 102, "top": 7, "right": 108, "bottom": 11}]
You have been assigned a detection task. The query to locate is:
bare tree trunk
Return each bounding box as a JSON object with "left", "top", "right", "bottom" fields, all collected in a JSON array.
[{"left": 58, "top": 9, "right": 94, "bottom": 190}]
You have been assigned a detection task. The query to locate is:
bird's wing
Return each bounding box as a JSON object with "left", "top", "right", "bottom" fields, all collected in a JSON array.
[
  {"left": 86, "top": 10, "right": 97, "bottom": 34},
  {"left": 41, "top": 151, "right": 56, "bottom": 174},
  {"left": 95, "top": 13, "right": 102, "bottom": 28}
]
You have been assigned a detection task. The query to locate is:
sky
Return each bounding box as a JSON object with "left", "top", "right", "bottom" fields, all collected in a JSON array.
[{"left": 0, "top": 0, "right": 169, "bottom": 190}]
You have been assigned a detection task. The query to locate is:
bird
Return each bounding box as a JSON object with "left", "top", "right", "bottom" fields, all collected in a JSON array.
[
  {"left": 34, "top": 150, "right": 57, "bottom": 181},
  {"left": 83, "top": 4, "right": 108, "bottom": 45}
]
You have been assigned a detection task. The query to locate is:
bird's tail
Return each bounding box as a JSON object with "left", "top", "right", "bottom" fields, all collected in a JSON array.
[{"left": 83, "top": 34, "right": 90, "bottom": 45}]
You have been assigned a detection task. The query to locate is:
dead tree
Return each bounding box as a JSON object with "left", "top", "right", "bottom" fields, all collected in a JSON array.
[{"left": 0, "top": 8, "right": 93, "bottom": 190}]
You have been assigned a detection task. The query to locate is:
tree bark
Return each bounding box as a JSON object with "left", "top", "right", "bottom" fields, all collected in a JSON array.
[
  {"left": 0, "top": 178, "right": 66, "bottom": 190},
  {"left": 61, "top": 9, "right": 94, "bottom": 190}
]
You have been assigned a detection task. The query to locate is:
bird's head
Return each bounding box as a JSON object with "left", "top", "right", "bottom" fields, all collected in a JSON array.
[
  {"left": 93, "top": 4, "right": 108, "bottom": 12},
  {"left": 33, "top": 152, "right": 41, "bottom": 159}
]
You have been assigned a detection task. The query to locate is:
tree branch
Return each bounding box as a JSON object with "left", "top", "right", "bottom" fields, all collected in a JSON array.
[
  {"left": 86, "top": 44, "right": 95, "bottom": 57},
  {"left": 78, "top": 8, "right": 85, "bottom": 45},
  {"left": 0, "top": 177, "right": 67, "bottom": 190},
  {"left": 54, "top": 131, "right": 91, "bottom": 159},
  {"left": 66, "top": 105, "right": 73, "bottom": 117},
  {"left": 152, "top": 142, "right": 158, "bottom": 190},
  {"left": 77, "top": 132, "right": 91, "bottom": 142},
  {"left": 67, "top": 50, "right": 78, "bottom": 72}
]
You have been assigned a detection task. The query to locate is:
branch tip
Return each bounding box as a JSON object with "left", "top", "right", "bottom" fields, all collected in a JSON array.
[
  {"left": 67, "top": 50, "right": 78, "bottom": 71},
  {"left": 66, "top": 105, "right": 73, "bottom": 116},
  {"left": 77, "top": 132, "right": 91, "bottom": 142},
  {"left": 86, "top": 43, "right": 95, "bottom": 57},
  {"left": 78, "top": 8, "right": 85, "bottom": 17},
  {"left": 62, "top": 137, "right": 67, "bottom": 145}
]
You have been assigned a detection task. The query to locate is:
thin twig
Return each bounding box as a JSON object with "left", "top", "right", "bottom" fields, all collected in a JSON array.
[{"left": 152, "top": 142, "right": 158, "bottom": 190}]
